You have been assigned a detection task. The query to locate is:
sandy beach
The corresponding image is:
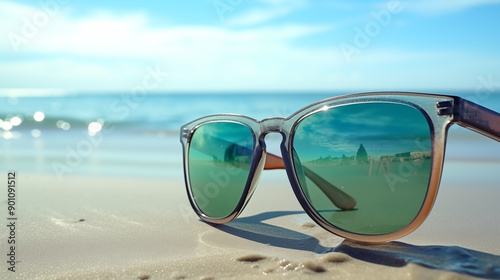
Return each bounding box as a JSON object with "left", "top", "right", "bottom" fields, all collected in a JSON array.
[{"left": 3, "top": 152, "right": 500, "bottom": 279}]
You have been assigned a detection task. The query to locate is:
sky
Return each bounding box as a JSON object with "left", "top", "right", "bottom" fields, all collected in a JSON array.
[
  {"left": 1, "top": 0, "right": 500, "bottom": 94},
  {"left": 294, "top": 102, "right": 431, "bottom": 161}
]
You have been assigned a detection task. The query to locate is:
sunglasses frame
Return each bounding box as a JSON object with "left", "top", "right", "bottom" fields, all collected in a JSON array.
[{"left": 180, "top": 92, "right": 500, "bottom": 243}]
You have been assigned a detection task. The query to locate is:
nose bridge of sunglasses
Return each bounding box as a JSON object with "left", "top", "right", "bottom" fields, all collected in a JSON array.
[
  {"left": 257, "top": 116, "right": 287, "bottom": 165},
  {"left": 260, "top": 117, "right": 286, "bottom": 133}
]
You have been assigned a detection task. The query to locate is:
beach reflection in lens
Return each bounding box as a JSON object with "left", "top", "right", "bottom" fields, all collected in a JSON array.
[
  {"left": 293, "top": 103, "right": 432, "bottom": 235},
  {"left": 188, "top": 122, "right": 254, "bottom": 218}
]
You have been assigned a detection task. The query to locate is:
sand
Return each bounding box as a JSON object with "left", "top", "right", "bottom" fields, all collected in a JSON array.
[{"left": 2, "top": 157, "right": 500, "bottom": 280}]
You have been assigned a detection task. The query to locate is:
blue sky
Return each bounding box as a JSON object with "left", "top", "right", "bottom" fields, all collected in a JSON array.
[{"left": 1, "top": 0, "right": 499, "bottom": 94}]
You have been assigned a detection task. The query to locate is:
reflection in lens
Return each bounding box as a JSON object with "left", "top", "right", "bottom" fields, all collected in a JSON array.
[
  {"left": 188, "top": 122, "right": 254, "bottom": 218},
  {"left": 293, "top": 103, "right": 432, "bottom": 235}
]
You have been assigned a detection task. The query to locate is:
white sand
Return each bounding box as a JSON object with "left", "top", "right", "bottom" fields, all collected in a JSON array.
[{"left": 2, "top": 159, "right": 499, "bottom": 279}]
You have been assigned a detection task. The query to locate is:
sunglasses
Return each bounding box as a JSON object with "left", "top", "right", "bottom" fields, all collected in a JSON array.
[{"left": 180, "top": 92, "right": 500, "bottom": 243}]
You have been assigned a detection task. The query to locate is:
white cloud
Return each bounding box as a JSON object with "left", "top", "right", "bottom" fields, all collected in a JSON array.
[
  {"left": 0, "top": 1, "right": 321, "bottom": 58},
  {"left": 0, "top": 1, "right": 340, "bottom": 92}
]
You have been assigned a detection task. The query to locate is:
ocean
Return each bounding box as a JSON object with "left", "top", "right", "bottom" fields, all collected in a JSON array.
[{"left": 1, "top": 92, "right": 499, "bottom": 180}]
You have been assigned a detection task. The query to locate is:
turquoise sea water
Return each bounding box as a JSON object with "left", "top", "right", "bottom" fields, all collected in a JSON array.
[{"left": 1, "top": 92, "right": 499, "bottom": 179}]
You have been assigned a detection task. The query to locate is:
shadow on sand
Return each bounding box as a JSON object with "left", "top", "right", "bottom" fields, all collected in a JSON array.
[{"left": 211, "top": 211, "right": 500, "bottom": 279}]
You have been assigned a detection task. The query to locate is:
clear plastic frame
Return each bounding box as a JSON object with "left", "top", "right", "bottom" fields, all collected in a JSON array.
[{"left": 180, "top": 92, "right": 500, "bottom": 243}]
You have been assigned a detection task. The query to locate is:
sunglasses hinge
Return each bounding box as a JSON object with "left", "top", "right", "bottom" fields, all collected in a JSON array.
[
  {"left": 181, "top": 127, "right": 190, "bottom": 139},
  {"left": 436, "top": 100, "right": 454, "bottom": 116}
]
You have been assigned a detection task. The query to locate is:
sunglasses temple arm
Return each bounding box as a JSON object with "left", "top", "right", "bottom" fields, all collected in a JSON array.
[
  {"left": 453, "top": 98, "right": 500, "bottom": 142},
  {"left": 264, "top": 153, "right": 356, "bottom": 210}
]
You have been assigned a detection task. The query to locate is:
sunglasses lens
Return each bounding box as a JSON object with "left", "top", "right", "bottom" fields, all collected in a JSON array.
[
  {"left": 293, "top": 103, "right": 432, "bottom": 235},
  {"left": 188, "top": 122, "right": 254, "bottom": 218}
]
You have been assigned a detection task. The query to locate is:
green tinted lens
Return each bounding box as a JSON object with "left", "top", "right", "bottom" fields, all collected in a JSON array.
[
  {"left": 188, "top": 122, "right": 254, "bottom": 218},
  {"left": 293, "top": 103, "right": 432, "bottom": 235}
]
